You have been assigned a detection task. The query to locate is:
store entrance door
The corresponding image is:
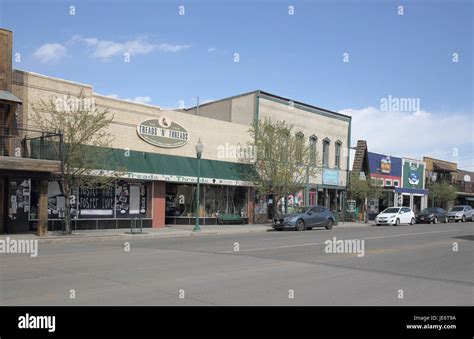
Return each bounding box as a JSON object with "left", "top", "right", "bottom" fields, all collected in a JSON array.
[
  {"left": 3, "top": 178, "right": 30, "bottom": 233},
  {"left": 413, "top": 196, "right": 422, "bottom": 214},
  {"left": 309, "top": 190, "right": 316, "bottom": 206}
]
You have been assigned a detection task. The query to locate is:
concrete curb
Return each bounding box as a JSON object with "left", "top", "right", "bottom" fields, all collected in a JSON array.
[
  {"left": 35, "top": 227, "right": 274, "bottom": 244},
  {"left": 1, "top": 223, "right": 374, "bottom": 244}
]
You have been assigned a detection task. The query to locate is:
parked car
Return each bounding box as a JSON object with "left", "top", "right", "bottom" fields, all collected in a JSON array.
[
  {"left": 446, "top": 205, "right": 473, "bottom": 222},
  {"left": 272, "top": 206, "right": 335, "bottom": 231},
  {"left": 375, "top": 207, "right": 415, "bottom": 226},
  {"left": 416, "top": 207, "right": 447, "bottom": 224}
]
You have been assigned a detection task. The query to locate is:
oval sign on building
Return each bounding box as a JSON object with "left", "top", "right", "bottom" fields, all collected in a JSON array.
[{"left": 137, "top": 118, "right": 189, "bottom": 148}]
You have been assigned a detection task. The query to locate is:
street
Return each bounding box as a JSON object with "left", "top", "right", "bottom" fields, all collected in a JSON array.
[{"left": 1, "top": 222, "right": 473, "bottom": 306}]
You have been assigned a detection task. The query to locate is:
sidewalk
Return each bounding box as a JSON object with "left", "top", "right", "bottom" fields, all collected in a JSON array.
[{"left": 0, "top": 221, "right": 373, "bottom": 243}]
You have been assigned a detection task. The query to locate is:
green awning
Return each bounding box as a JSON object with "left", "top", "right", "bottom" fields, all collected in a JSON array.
[
  {"left": 30, "top": 141, "right": 257, "bottom": 185},
  {"left": 94, "top": 146, "right": 256, "bottom": 185}
]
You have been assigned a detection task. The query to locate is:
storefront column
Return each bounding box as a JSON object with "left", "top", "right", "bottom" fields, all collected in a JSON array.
[
  {"left": 409, "top": 194, "right": 414, "bottom": 210},
  {"left": 0, "top": 179, "right": 4, "bottom": 234},
  {"left": 37, "top": 178, "right": 48, "bottom": 237},
  {"left": 152, "top": 181, "right": 166, "bottom": 228},
  {"left": 421, "top": 195, "right": 428, "bottom": 209}
]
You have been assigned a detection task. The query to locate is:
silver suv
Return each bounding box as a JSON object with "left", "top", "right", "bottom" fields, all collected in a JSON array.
[{"left": 447, "top": 205, "right": 473, "bottom": 222}]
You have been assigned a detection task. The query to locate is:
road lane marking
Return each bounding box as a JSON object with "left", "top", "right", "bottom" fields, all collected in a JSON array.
[
  {"left": 222, "top": 241, "right": 326, "bottom": 253},
  {"left": 363, "top": 229, "right": 460, "bottom": 240},
  {"left": 222, "top": 229, "right": 461, "bottom": 253},
  {"left": 261, "top": 235, "right": 308, "bottom": 241}
]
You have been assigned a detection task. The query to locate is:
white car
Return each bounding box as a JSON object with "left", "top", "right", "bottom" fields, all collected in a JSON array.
[{"left": 375, "top": 207, "right": 415, "bottom": 226}]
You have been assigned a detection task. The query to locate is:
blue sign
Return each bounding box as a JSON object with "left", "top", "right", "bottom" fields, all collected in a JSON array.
[{"left": 323, "top": 169, "right": 339, "bottom": 186}]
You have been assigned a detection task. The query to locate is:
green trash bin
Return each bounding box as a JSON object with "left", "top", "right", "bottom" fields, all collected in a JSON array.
[{"left": 332, "top": 211, "right": 339, "bottom": 225}]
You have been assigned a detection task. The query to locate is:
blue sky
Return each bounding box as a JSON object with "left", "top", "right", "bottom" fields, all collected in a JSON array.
[{"left": 0, "top": 0, "right": 472, "bottom": 168}]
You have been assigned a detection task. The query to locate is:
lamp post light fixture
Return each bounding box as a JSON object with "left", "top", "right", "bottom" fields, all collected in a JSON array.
[{"left": 194, "top": 138, "right": 204, "bottom": 232}]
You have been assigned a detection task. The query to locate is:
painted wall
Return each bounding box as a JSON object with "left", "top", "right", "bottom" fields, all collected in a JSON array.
[
  {"left": 257, "top": 96, "right": 350, "bottom": 187},
  {"left": 183, "top": 92, "right": 256, "bottom": 126},
  {"left": 368, "top": 151, "right": 402, "bottom": 186},
  {"left": 12, "top": 70, "right": 252, "bottom": 164},
  {"left": 402, "top": 158, "right": 426, "bottom": 190}
]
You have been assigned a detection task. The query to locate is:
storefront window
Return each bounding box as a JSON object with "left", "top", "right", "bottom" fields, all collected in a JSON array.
[
  {"left": 254, "top": 194, "right": 268, "bottom": 214},
  {"left": 165, "top": 183, "right": 248, "bottom": 218},
  {"left": 29, "top": 179, "right": 152, "bottom": 220}
]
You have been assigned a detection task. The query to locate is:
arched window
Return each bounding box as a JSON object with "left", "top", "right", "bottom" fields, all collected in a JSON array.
[
  {"left": 309, "top": 135, "right": 317, "bottom": 165},
  {"left": 335, "top": 140, "right": 342, "bottom": 169},
  {"left": 295, "top": 132, "right": 304, "bottom": 164},
  {"left": 322, "top": 138, "right": 330, "bottom": 167}
]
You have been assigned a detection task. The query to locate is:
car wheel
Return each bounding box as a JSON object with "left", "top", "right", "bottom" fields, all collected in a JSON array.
[
  {"left": 395, "top": 218, "right": 400, "bottom": 226},
  {"left": 325, "top": 219, "right": 334, "bottom": 230},
  {"left": 296, "top": 219, "right": 305, "bottom": 231},
  {"left": 462, "top": 215, "right": 466, "bottom": 222},
  {"left": 410, "top": 218, "right": 415, "bottom": 225},
  {"left": 433, "top": 216, "right": 438, "bottom": 224}
]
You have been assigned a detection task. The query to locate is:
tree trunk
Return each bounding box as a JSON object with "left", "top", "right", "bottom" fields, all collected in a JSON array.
[
  {"left": 60, "top": 180, "right": 72, "bottom": 234},
  {"left": 364, "top": 196, "right": 368, "bottom": 224}
]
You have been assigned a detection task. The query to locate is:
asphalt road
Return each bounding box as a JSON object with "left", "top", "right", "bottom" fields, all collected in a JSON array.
[{"left": 1, "top": 222, "right": 473, "bottom": 306}]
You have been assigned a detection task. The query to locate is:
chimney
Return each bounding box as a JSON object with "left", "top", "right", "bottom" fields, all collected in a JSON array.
[{"left": 0, "top": 28, "right": 13, "bottom": 91}]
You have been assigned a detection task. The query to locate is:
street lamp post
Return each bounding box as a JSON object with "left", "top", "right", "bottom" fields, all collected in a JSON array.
[
  {"left": 431, "top": 173, "right": 437, "bottom": 207},
  {"left": 194, "top": 139, "right": 204, "bottom": 232}
]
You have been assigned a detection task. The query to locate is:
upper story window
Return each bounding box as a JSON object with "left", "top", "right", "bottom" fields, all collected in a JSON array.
[
  {"left": 263, "top": 126, "right": 274, "bottom": 160},
  {"left": 280, "top": 131, "right": 289, "bottom": 163},
  {"left": 322, "top": 138, "right": 330, "bottom": 167},
  {"left": 309, "top": 135, "right": 317, "bottom": 165},
  {"left": 295, "top": 132, "right": 304, "bottom": 164},
  {"left": 335, "top": 141, "right": 342, "bottom": 169}
]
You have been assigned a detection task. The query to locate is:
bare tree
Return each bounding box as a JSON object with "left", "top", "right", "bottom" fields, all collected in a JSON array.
[{"left": 31, "top": 90, "right": 119, "bottom": 234}]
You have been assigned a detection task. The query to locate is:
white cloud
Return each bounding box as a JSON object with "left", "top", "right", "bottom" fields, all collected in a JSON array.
[
  {"left": 158, "top": 43, "right": 191, "bottom": 52},
  {"left": 340, "top": 107, "right": 473, "bottom": 165},
  {"left": 107, "top": 94, "right": 152, "bottom": 104},
  {"left": 33, "top": 43, "right": 67, "bottom": 62},
  {"left": 207, "top": 47, "right": 216, "bottom": 53},
  {"left": 71, "top": 35, "right": 190, "bottom": 60}
]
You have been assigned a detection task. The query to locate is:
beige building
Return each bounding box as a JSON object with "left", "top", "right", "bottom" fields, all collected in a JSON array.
[
  {"left": 182, "top": 91, "right": 351, "bottom": 216},
  {"left": 1, "top": 28, "right": 351, "bottom": 234}
]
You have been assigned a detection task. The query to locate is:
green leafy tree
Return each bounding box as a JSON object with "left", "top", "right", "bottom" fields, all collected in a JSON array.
[
  {"left": 348, "top": 173, "right": 384, "bottom": 222},
  {"left": 429, "top": 181, "right": 458, "bottom": 208},
  {"left": 31, "top": 91, "right": 119, "bottom": 234},
  {"left": 244, "top": 117, "right": 321, "bottom": 218}
]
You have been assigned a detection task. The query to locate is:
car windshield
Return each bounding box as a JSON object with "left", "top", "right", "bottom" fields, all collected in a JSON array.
[
  {"left": 450, "top": 207, "right": 464, "bottom": 212},
  {"left": 382, "top": 208, "right": 400, "bottom": 214},
  {"left": 421, "top": 208, "right": 437, "bottom": 213}
]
